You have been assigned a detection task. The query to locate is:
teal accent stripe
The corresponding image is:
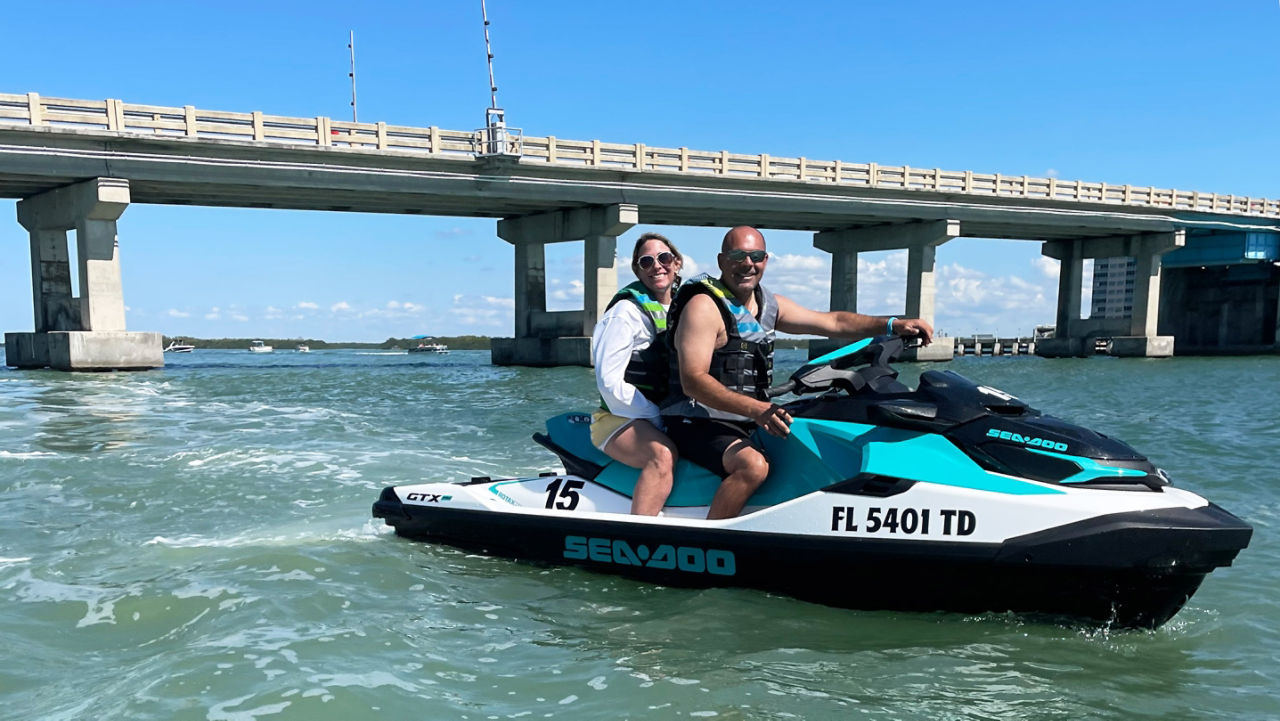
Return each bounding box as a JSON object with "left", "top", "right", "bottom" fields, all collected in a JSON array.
[
  {"left": 799, "top": 419, "right": 1064, "bottom": 495},
  {"left": 1025, "top": 447, "right": 1151, "bottom": 484},
  {"left": 805, "top": 338, "right": 874, "bottom": 368}
]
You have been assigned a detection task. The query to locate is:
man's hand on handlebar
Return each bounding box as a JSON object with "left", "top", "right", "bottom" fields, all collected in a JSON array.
[
  {"left": 754, "top": 403, "right": 792, "bottom": 437},
  {"left": 892, "top": 318, "right": 934, "bottom": 345}
]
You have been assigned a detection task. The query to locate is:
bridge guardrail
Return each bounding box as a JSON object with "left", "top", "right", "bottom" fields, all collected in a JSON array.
[{"left": 2, "top": 92, "right": 1276, "bottom": 218}]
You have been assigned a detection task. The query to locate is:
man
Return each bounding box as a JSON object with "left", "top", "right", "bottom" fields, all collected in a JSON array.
[{"left": 663, "top": 226, "right": 933, "bottom": 519}]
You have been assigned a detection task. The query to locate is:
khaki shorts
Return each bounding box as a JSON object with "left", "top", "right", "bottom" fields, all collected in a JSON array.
[{"left": 590, "top": 410, "right": 637, "bottom": 450}]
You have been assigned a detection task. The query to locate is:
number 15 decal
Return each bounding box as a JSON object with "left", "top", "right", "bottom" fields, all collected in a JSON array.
[{"left": 545, "top": 478, "right": 586, "bottom": 510}]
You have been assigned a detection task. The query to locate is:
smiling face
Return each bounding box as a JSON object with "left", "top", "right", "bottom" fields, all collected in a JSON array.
[
  {"left": 718, "top": 227, "right": 768, "bottom": 299},
  {"left": 632, "top": 237, "right": 682, "bottom": 302}
]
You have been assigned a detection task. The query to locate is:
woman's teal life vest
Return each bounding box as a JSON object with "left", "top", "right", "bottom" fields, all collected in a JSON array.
[
  {"left": 600, "top": 281, "right": 671, "bottom": 405},
  {"left": 661, "top": 275, "right": 776, "bottom": 422}
]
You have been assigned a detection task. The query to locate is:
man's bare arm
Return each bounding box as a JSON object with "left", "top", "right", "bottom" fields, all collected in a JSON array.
[
  {"left": 675, "top": 294, "right": 791, "bottom": 435},
  {"left": 774, "top": 294, "right": 933, "bottom": 343}
]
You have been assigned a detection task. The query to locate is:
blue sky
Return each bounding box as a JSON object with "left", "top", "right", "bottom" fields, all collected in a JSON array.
[{"left": 2, "top": 1, "right": 1278, "bottom": 341}]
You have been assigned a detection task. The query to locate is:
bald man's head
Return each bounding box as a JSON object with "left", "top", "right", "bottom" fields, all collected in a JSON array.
[
  {"left": 722, "top": 226, "right": 766, "bottom": 253},
  {"left": 717, "top": 226, "right": 769, "bottom": 298}
]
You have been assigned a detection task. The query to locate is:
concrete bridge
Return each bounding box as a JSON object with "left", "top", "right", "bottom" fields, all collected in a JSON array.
[{"left": 3, "top": 92, "right": 1278, "bottom": 369}]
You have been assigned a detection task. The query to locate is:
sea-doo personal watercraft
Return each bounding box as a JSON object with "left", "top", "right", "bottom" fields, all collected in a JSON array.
[{"left": 373, "top": 337, "right": 1251, "bottom": 628}]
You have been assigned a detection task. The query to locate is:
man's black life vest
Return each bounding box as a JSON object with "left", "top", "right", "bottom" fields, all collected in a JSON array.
[{"left": 661, "top": 275, "right": 777, "bottom": 422}]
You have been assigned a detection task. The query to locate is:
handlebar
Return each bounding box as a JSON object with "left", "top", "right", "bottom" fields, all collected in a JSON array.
[
  {"left": 763, "top": 334, "right": 915, "bottom": 399},
  {"left": 765, "top": 380, "right": 796, "bottom": 398}
]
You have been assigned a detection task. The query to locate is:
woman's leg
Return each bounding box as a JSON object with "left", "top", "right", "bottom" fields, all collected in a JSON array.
[{"left": 603, "top": 419, "right": 678, "bottom": 515}]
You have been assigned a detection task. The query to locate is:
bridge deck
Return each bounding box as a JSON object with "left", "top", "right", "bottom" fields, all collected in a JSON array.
[{"left": 1, "top": 92, "right": 1276, "bottom": 240}]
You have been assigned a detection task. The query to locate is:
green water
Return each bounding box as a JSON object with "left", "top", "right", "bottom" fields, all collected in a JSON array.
[{"left": 1, "top": 349, "right": 1276, "bottom": 720}]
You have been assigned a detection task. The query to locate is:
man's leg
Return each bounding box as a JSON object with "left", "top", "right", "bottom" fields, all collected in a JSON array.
[
  {"left": 707, "top": 440, "right": 770, "bottom": 520},
  {"left": 603, "top": 420, "right": 677, "bottom": 516}
]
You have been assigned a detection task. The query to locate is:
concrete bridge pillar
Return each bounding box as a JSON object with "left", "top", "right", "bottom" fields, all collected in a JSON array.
[
  {"left": 5, "top": 178, "right": 162, "bottom": 371},
  {"left": 905, "top": 241, "right": 939, "bottom": 323},
  {"left": 813, "top": 219, "right": 958, "bottom": 361},
  {"left": 1038, "top": 230, "right": 1184, "bottom": 358},
  {"left": 1039, "top": 239, "right": 1086, "bottom": 357},
  {"left": 492, "top": 204, "right": 637, "bottom": 366},
  {"left": 825, "top": 246, "right": 859, "bottom": 313}
]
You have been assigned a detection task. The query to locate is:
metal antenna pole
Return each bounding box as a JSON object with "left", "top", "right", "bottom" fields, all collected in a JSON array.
[
  {"left": 481, "top": 0, "right": 498, "bottom": 110},
  {"left": 476, "top": 0, "right": 519, "bottom": 157},
  {"left": 348, "top": 30, "right": 358, "bottom": 122}
]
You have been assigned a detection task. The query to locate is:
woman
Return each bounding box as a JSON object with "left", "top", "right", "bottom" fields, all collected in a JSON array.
[{"left": 590, "top": 232, "right": 684, "bottom": 515}]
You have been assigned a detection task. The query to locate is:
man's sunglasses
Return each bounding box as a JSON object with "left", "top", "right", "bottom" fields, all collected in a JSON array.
[
  {"left": 723, "top": 249, "right": 768, "bottom": 263},
  {"left": 637, "top": 251, "right": 676, "bottom": 270}
]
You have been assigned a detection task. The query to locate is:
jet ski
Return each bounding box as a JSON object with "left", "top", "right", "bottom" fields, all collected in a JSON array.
[{"left": 373, "top": 337, "right": 1251, "bottom": 628}]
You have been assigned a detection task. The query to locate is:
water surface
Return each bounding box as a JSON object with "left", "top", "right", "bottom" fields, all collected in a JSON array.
[{"left": 1, "top": 349, "right": 1276, "bottom": 719}]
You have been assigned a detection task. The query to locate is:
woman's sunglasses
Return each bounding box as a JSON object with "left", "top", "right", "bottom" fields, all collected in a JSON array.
[
  {"left": 637, "top": 251, "right": 676, "bottom": 270},
  {"left": 723, "top": 249, "right": 768, "bottom": 263}
]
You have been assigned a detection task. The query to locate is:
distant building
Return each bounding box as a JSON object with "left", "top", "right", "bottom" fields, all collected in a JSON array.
[{"left": 1090, "top": 257, "right": 1136, "bottom": 319}]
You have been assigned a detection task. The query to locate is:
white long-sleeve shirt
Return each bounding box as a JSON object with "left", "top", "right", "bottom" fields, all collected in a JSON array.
[{"left": 591, "top": 298, "right": 668, "bottom": 426}]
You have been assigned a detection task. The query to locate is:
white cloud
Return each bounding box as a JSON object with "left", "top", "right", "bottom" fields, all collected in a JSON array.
[
  {"left": 296, "top": 301, "right": 319, "bottom": 310},
  {"left": 679, "top": 255, "right": 705, "bottom": 279},
  {"left": 360, "top": 300, "right": 428, "bottom": 319},
  {"left": 449, "top": 294, "right": 515, "bottom": 331},
  {"left": 944, "top": 275, "right": 988, "bottom": 305},
  {"left": 550, "top": 278, "right": 584, "bottom": 304},
  {"left": 231, "top": 313, "right": 249, "bottom": 322},
  {"left": 1033, "top": 256, "right": 1059, "bottom": 280},
  {"left": 167, "top": 309, "right": 190, "bottom": 318},
  {"left": 331, "top": 301, "right": 352, "bottom": 313},
  {"left": 769, "top": 253, "right": 825, "bottom": 271},
  {"left": 1008, "top": 275, "right": 1040, "bottom": 291},
  {"left": 932, "top": 261, "right": 1056, "bottom": 336}
]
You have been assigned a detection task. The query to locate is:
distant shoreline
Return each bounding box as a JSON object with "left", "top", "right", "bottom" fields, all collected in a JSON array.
[
  {"left": 162, "top": 335, "right": 814, "bottom": 351},
  {"left": 162, "top": 335, "right": 495, "bottom": 351}
]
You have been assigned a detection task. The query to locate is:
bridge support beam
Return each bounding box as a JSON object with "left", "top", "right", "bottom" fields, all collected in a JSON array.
[
  {"left": 812, "top": 219, "right": 959, "bottom": 361},
  {"left": 1037, "top": 230, "right": 1184, "bottom": 358},
  {"left": 5, "top": 178, "right": 162, "bottom": 371},
  {"left": 492, "top": 204, "right": 638, "bottom": 366}
]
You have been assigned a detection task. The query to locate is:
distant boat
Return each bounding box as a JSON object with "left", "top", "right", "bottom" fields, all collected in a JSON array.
[
  {"left": 248, "top": 340, "right": 274, "bottom": 353},
  {"left": 408, "top": 334, "right": 448, "bottom": 354},
  {"left": 164, "top": 339, "right": 195, "bottom": 353},
  {"left": 409, "top": 342, "right": 448, "bottom": 354},
  {"left": 295, "top": 343, "right": 310, "bottom": 353}
]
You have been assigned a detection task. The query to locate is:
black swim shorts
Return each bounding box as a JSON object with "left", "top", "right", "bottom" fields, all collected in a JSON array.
[{"left": 664, "top": 416, "right": 757, "bottom": 478}]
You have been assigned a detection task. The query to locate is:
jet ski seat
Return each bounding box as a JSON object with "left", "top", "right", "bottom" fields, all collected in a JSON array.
[{"left": 539, "top": 413, "right": 824, "bottom": 509}]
